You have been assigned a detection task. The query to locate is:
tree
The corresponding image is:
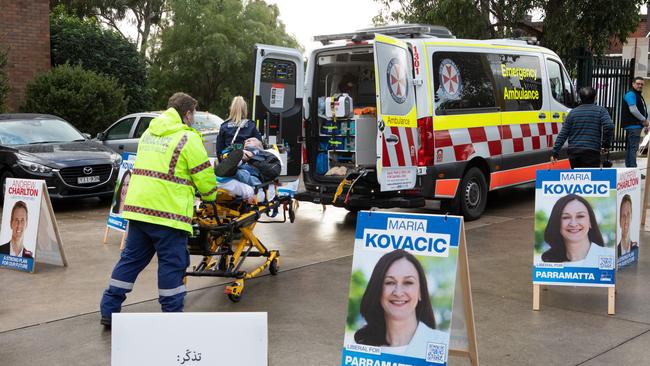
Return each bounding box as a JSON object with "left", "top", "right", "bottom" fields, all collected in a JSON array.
[
  {"left": 21, "top": 64, "right": 127, "bottom": 135},
  {"left": 148, "top": 0, "right": 300, "bottom": 115},
  {"left": 50, "top": 10, "right": 152, "bottom": 113},
  {"left": 375, "top": 0, "right": 644, "bottom": 70},
  {"left": 0, "top": 48, "right": 9, "bottom": 112},
  {"left": 51, "top": 0, "right": 169, "bottom": 58}
]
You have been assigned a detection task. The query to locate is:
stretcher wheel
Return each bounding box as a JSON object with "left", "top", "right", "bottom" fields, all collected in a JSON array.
[
  {"left": 269, "top": 257, "right": 279, "bottom": 275},
  {"left": 288, "top": 202, "right": 296, "bottom": 223},
  {"left": 227, "top": 293, "right": 242, "bottom": 303}
]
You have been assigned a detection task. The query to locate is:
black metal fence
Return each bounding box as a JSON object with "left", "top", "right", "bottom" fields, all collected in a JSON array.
[{"left": 577, "top": 55, "right": 635, "bottom": 151}]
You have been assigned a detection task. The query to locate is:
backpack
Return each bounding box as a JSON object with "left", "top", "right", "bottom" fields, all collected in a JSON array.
[{"left": 248, "top": 150, "right": 282, "bottom": 182}]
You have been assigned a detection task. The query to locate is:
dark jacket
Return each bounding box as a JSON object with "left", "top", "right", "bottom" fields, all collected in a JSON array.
[
  {"left": 0, "top": 242, "right": 33, "bottom": 258},
  {"left": 552, "top": 103, "right": 614, "bottom": 157},
  {"left": 215, "top": 119, "right": 263, "bottom": 156},
  {"left": 621, "top": 89, "right": 647, "bottom": 128}
]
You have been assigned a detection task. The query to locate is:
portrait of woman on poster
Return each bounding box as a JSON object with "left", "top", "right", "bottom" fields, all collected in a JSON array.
[
  {"left": 111, "top": 170, "right": 132, "bottom": 215},
  {"left": 542, "top": 194, "right": 611, "bottom": 266},
  {"left": 354, "top": 249, "right": 447, "bottom": 358}
]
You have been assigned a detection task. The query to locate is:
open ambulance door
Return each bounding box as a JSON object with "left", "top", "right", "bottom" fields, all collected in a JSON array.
[
  {"left": 252, "top": 44, "right": 304, "bottom": 181},
  {"left": 373, "top": 34, "right": 418, "bottom": 192}
]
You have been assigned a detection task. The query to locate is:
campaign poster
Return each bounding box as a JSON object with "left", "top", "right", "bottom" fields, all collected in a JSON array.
[
  {"left": 616, "top": 168, "right": 641, "bottom": 268},
  {"left": 107, "top": 153, "right": 136, "bottom": 232},
  {"left": 0, "top": 178, "right": 43, "bottom": 272},
  {"left": 342, "top": 211, "right": 461, "bottom": 366},
  {"left": 533, "top": 169, "right": 616, "bottom": 287}
]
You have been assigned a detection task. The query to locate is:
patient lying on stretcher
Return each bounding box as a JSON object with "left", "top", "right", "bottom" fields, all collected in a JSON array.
[{"left": 215, "top": 138, "right": 282, "bottom": 203}]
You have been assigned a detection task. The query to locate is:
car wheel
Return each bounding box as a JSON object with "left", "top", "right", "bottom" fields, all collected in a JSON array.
[
  {"left": 452, "top": 167, "right": 488, "bottom": 221},
  {"left": 0, "top": 169, "right": 14, "bottom": 203}
]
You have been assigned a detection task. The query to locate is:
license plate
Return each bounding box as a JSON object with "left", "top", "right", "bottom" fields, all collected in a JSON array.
[{"left": 77, "top": 176, "right": 100, "bottom": 184}]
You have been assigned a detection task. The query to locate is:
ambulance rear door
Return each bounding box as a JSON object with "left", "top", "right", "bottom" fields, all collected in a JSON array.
[
  {"left": 373, "top": 34, "right": 418, "bottom": 192},
  {"left": 252, "top": 44, "right": 304, "bottom": 181}
]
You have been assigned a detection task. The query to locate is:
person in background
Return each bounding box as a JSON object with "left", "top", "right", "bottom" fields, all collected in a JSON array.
[
  {"left": 99, "top": 92, "right": 218, "bottom": 328},
  {"left": 215, "top": 96, "right": 262, "bottom": 158},
  {"left": 621, "top": 76, "right": 649, "bottom": 169},
  {"left": 551, "top": 86, "right": 613, "bottom": 168}
]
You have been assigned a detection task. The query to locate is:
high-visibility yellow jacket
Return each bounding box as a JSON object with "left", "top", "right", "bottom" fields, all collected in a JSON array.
[{"left": 122, "top": 108, "right": 217, "bottom": 233}]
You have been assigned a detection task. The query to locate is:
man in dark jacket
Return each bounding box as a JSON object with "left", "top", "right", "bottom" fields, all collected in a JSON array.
[
  {"left": 621, "top": 77, "right": 649, "bottom": 168},
  {"left": 551, "top": 86, "right": 614, "bottom": 168}
]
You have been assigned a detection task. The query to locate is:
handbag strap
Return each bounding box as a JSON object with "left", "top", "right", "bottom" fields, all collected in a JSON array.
[{"left": 230, "top": 120, "right": 245, "bottom": 146}]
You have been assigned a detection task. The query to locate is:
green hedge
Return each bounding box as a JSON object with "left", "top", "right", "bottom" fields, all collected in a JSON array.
[
  {"left": 50, "top": 10, "right": 151, "bottom": 113},
  {"left": 21, "top": 64, "right": 127, "bottom": 135}
]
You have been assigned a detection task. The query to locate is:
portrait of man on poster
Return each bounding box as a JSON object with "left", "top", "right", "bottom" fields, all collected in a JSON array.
[{"left": 0, "top": 200, "right": 33, "bottom": 258}]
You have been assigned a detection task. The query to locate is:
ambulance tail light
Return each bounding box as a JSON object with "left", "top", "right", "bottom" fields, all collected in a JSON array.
[{"left": 417, "top": 116, "right": 434, "bottom": 167}]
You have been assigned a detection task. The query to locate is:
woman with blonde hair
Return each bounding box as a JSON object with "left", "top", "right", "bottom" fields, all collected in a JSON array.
[{"left": 216, "top": 96, "right": 262, "bottom": 157}]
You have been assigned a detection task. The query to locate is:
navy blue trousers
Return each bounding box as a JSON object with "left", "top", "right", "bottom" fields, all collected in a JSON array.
[{"left": 100, "top": 220, "right": 189, "bottom": 318}]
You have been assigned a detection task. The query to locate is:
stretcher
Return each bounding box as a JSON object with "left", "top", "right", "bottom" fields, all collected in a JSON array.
[{"left": 185, "top": 182, "right": 296, "bottom": 302}]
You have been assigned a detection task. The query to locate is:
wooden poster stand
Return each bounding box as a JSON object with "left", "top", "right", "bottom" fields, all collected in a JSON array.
[
  {"left": 103, "top": 224, "right": 127, "bottom": 250},
  {"left": 641, "top": 154, "right": 650, "bottom": 227},
  {"left": 448, "top": 221, "right": 480, "bottom": 366},
  {"left": 533, "top": 284, "right": 615, "bottom": 315}
]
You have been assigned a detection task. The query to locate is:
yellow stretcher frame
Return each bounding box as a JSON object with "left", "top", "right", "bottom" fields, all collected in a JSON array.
[{"left": 185, "top": 184, "right": 295, "bottom": 302}]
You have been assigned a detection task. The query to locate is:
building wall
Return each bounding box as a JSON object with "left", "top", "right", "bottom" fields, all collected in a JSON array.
[{"left": 0, "top": 0, "right": 51, "bottom": 111}]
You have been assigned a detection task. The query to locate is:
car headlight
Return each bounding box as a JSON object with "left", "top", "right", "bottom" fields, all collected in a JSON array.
[
  {"left": 17, "top": 160, "right": 53, "bottom": 174},
  {"left": 110, "top": 153, "right": 122, "bottom": 168}
]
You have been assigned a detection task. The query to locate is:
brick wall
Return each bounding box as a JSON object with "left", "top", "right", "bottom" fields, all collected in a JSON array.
[{"left": 0, "top": 0, "right": 50, "bottom": 112}]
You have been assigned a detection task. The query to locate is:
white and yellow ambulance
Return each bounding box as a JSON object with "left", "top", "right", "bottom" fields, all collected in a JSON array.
[{"left": 251, "top": 24, "right": 576, "bottom": 220}]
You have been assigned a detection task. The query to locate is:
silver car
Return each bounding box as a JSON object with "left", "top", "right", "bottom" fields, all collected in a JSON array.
[{"left": 95, "top": 111, "right": 223, "bottom": 157}]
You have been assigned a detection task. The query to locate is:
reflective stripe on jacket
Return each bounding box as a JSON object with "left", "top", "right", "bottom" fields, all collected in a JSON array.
[{"left": 122, "top": 108, "right": 217, "bottom": 233}]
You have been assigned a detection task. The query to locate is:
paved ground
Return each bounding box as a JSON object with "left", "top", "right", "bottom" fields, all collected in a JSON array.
[{"left": 1, "top": 160, "right": 650, "bottom": 365}]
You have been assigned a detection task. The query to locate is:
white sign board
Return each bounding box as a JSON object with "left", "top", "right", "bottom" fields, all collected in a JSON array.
[{"left": 112, "top": 312, "right": 267, "bottom": 366}]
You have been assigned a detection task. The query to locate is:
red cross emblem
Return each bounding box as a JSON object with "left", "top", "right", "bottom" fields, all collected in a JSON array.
[
  {"left": 386, "top": 58, "right": 408, "bottom": 104},
  {"left": 439, "top": 59, "right": 461, "bottom": 97}
]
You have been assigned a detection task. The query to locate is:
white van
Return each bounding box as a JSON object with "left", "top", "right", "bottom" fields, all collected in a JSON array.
[{"left": 251, "top": 24, "right": 575, "bottom": 220}]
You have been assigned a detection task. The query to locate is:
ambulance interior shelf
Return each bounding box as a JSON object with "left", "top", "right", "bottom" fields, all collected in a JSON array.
[{"left": 315, "top": 111, "right": 376, "bottom": 177}]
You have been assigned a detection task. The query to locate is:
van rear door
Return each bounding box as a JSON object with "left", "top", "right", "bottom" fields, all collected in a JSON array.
[
  {"left": 252, "top": 44, "right": 304, "bottom": 181},
  {"left": 373, "top": 34, "right": 418, "bottom": 191}
]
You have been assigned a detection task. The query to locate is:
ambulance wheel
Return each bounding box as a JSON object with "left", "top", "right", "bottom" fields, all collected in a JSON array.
[
  {"left": 269, "top": 257, "right": 279, "bottom": 275},
  {"left": 456, "top": 167, "right": 487, "bottom": 221}
]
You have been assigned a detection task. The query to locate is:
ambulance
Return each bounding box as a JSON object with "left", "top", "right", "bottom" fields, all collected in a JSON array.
[{"left": 251, "top": 24, "right": 575, "bottom": 220}]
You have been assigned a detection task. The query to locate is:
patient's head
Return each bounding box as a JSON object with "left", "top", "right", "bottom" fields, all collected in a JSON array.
[{"left": 244, "top": 137, "right": 263, "bottom": 150}]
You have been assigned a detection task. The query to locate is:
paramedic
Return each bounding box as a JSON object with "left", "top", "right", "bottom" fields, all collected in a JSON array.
[
  {"left": 215, "top": 96, "right": 262, "bottom": 158},
  {"left": 551, "top": 86, "right": 613, "bottom": 168},
  {"left": 99, "top": 92, "right": 218, "bottom": 328},
  {"left": 621, "top": 77, "right": 649, "bottom": 168},
  {"left": 354, "top": 250, "right": 447, "bottom": 359}
]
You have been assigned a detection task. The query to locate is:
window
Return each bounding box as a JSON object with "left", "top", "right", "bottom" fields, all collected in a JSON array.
[
  {"left": 488, "top": 54, "right": 543, "bottom": 111},
  {"left": 105, "top": 117, "right": 135, "bottom": 140},
  {"left": 547, "top": 60, "right": 575, "bottom": 107},
  {"left": 134, "top": 117, "right": 153, "bottom": 138},
  {"left": 433, "top": 52, "right": 497, "bottom": 114}
]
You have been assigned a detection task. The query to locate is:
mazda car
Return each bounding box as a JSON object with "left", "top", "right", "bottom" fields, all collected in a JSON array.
[{"left": 0, "top": 114, "right": 121, "bottom": 201}]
